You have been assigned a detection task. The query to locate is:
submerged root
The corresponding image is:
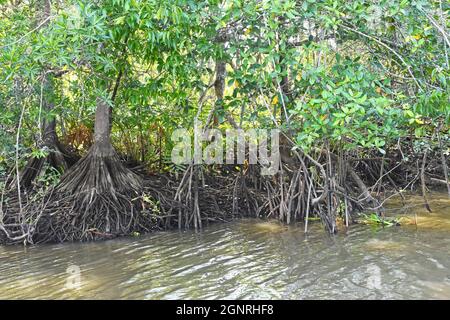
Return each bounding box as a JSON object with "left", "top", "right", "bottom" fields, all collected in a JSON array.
[
  {"left": 31, "top": 192, "right": 146, "bottom": 243},
  {"left": 4, "top": 139, "right": 446, "bottom": 244},
  {"left": 171, "top": 160, "right": 365, "bottom": 235},
  {"left": 34, "top": 143, "right": 146, "bottom": 243},
  {"left": 1, "top": 142, "right": 161, "bottom": 244}
]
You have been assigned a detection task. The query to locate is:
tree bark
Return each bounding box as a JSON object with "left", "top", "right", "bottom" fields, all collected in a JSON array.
[
  {"left": 421, "top": 150, "right": 432, "bottom": 212},
  {"left": 94, "top": 99, "right": 113, "bottom": 154},
  {"left": 213, "top": 60, "right": 226, "bottom": 126}
]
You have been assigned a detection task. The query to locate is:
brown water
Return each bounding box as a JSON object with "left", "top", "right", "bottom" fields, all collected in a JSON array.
[{"left": 0, "top": 193, "right": 449, "bottom": 300}]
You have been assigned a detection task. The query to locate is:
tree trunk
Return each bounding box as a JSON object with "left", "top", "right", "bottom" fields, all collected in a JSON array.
[
  {"left": 213, "top": 60, "right": 226, "bottom": 126},
  {"left": 94, "top": 100, "right": 114, "bottom": 153},
  {"left": 34, "top": 97, "right": 145, "bottom": 242},
  {"left": 57, "top": 98, "right": 142, "bottom": 196}
]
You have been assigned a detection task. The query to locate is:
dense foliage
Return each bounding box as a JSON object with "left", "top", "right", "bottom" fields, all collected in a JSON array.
[
  {"left": 0, "top": 0, "right": 448, "bottom": 243},
  {"left": 0, "top": 0, "right": 448, "bottom": 176}
]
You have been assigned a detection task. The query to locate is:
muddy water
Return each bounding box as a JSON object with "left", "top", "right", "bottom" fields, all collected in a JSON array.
[{"left": 0, "top": 193, "right": 449, "bottom": 299}]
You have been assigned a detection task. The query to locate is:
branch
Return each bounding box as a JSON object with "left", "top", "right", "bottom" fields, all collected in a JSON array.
[
  {"left": 421, "top": 9, "right": 450, "bottom": 48},
  {"left": 0, "top": 14, "right": 54, "bottom": 49},
  {"left": 340, "top": 24, "right": 423, "bottom": 91}
]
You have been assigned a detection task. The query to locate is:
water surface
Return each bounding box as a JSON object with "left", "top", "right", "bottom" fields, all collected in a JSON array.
[{"left": 1, "top": 193, "right": 449, "bottom": 299}]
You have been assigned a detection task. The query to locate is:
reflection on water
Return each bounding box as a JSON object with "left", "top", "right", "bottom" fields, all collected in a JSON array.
[{"left": 0, "top": 193, "right": 449, "bottom": 299}]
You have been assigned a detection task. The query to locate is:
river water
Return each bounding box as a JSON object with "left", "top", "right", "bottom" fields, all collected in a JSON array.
[{"left": 1, "top": 193, "right": 449, "bottom": 299}]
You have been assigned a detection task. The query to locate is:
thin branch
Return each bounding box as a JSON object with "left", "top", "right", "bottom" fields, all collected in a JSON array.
[
  {"left": 340, "top": 24, "right": 423, "bottom": 91},
  {"left": 0, "top": 15, "right": 54, "bottom": 49}
]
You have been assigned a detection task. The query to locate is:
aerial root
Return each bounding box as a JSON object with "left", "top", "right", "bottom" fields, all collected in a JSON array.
[{"left": 4, "top": 144, "right": 443, "bottom": 244}]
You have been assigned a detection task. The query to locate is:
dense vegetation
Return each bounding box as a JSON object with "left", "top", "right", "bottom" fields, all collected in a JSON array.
[{"left": 0, "top": 0, "right": 448, "bottom": 244}]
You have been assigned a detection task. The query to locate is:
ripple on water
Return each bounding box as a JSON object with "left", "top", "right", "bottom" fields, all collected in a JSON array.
[{"left": 1, "top": 194, "right": 450, "bottom": 299}]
